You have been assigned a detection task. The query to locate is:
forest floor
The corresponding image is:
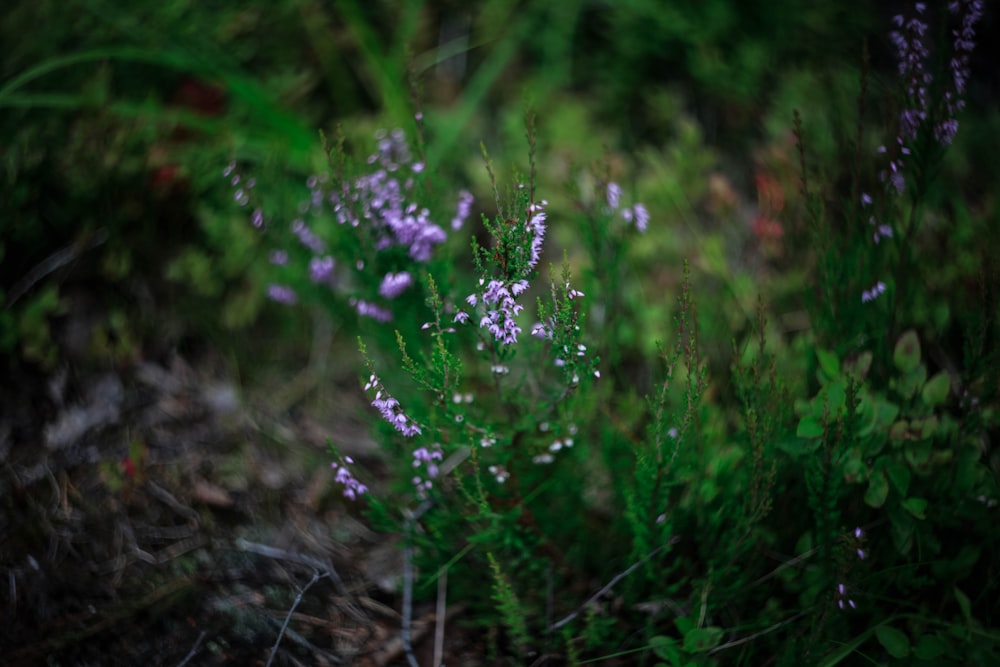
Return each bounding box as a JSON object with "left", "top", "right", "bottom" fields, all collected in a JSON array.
[{"left": 1, "top": 299, "right": 488, "bottom": 666}]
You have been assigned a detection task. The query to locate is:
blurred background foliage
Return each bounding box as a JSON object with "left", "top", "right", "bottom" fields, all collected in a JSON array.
[
  {"left": 1, "top": 0, "right": 911, "bottom": 376},
  {"left": 2, "top": 0, "right": 998, "bottom": 482}
]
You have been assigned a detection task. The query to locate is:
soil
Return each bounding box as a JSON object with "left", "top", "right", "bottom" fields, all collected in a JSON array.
[{"left": 0, "top": 312, "right": 490, "bottom": 666}]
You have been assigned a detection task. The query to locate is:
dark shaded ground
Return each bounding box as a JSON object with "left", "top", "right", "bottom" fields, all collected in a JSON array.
[{"left": 0, "top": 303, "right": 488, "bottom": 666}]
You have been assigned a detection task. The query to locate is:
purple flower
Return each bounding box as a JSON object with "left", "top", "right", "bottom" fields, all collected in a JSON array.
[
  {"left": 364, "top": 373, "right": 422, "bottom": 437},
  {"left": 621, "top": 203, "right": 651, "bottom": 233},
  {"left": 452, "top": 189, "right": 474, "bottom": 230},
  {"left": 309, "top": 255, "right": 336, "bottom": 284},
  {"left": 862, "top": 281, "right": 887, "bottom": 303},
  {"left": 410, "top": 444, "right": 443, "bottom": 496},
  {"left": 379, "top": 271, "right": 413, "bottom": 299},
  {"left": 291, "top": 219, "right": 326, "bottom": 253},
  {"left": 269, "top": 250, "right": 289, "bottom": 266},
  {"left": 526, "top": 200, "right": 548, "bottom": 270},
  {"left": 936, "top": 0, "right": 984, "bottom": 145},
  {"left": 267, "top": 284, "right": 298, "bottom": 305},
  {"left": 331, "top": 456, "right": 368, "bottom": 500},
  {"left": 632, "top": 203, "right": 650, "bottom": 232},
  {"left": 470, "top": 278, "right": 528, "bottom": 345},
  {"left": 326, "top": 129, "right": 449, "bottom": 262},
  {"left": 606, "top": 182, "right": 622, "bottom": 210},
  {"left": 352, "top": 299, "right": 393, "bottom": 322}
]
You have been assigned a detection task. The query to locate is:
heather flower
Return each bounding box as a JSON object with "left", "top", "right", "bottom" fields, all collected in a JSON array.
[
  {"left": 309, "top": 255, "right": 336, "bottom": 284},
  {"left": 937, "top": 0, "right": 984, "bottom": 145},
  {"left": 364, "top": 372, "right": 422, "bottom": 437},
  {"left": 411, "top": 444, "right": 444, "bottom": 496},
  {"left": 331, "top": 456, "right": 368, "bottom": 500},
  {"left": 291, "top": 219, "right": 326, "bottom": 253},
  {"left": 267, "top": 284, "right": 298, "bottom": 305},
  {"left": 452, "top": 189, "right": 474, "bottom": 230},
  {"left": 835, "top": 582, "right": 857, "bottom": 610},
  {"left": 379, "top": 271, "right": 413, "bottom": 299},
  {"left": 352, "top": 299, "right": 393, "bottom": 322},
  {"left": 862, "top": 281, "right": 887, "bottom": 303},
  {"left": 632, "top": 204, "right": 650, "bottom": 232},
  {"left": 890, "top": 4, "right": 931, "bottom": 140},
  {"left": 526, "top": 200, "right": 548, "bottom": 270},
  {"left": 531, "top": 321, "right": 554, "bottom": 340},
  {"left": 621, "top": 203, "right": 651, "bottom": 232},
  {"left": 880, "top": 1, "right": 983, "bottom": 187},
  {"left": 606, "top": 182, "right": 622, "bottom": 210},
  {"left": 861, "top": 193, "right": 893, "bottom": 243},
  {"left": 470, "top": 278, "right": 528, "bottom": 345}
]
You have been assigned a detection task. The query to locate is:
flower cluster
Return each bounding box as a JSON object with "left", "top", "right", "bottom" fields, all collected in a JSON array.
[
  {"left": 881, "top": 1, "right": 983, "bottom": 191},
  {"left": 861, "top": 281, "right": 887, "bottom": 303},
  {"left": 332, "top": 129, "right": 447, "bottom": 263},
  {"left": 606, "top": 182, "right": 650, "bottom": 233},
  {"left": 411, "top": 444, "right": 443, "bottom": 496},
  {"left": 452, "top": 189, "right": 475, "bottom": 230},
  {"left": 836, "top": 527, "right": 867, "bottom": 610},
  {"left": 937, "top": 1, "right": 984, "bottom": 145},
  {"left": 229, "top": 129, "right": 472, "bottom": 321},
  {"left": 861, "top": 193, "right": 892, "bottom": 245},
  {"left": 364, "top": 372, "right": 422, "bottom": 437},
  {"left": 331, "top": 456, "right": 368, "bottom": 500},
  {"left": 459, "top": 278, "right": 529, "bottom": 345},
  {"left": 454, "top": 199, "right": 549, "bottom": 345}
]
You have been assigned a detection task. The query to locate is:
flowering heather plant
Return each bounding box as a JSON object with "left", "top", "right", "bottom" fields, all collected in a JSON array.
[
  {"left": 223, "top": 127, "right": 473, "bottom": 330},
  {"left": 229, "top": 8, "right": 999, "bottom": 661}
]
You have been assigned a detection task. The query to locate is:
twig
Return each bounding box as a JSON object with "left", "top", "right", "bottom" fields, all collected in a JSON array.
[
  {"left": 175, "top": 630, "right": 206, "bottom": 667},
  {"left": 233, "top": 538, "right": 344, "bottom": 592},
  {"left": 147, "top": 481, "right": 200, "bottom": 523},
  {"left": 265, "top": 570, "right": 326, "bottom": 667},
  {"left": 550, "top": 541, "right": 675, "bottom": 631},
  {"left": 5, "top": 228, "right": 109, "bottom": 307},
  {"left": 232, "top": 537, "right": 369, "bottom": 626},
  {"left": 433, "top": 568, "right": 447, "bottom": 667},
  {"left": 401, "top": 513, "right": 421, "bottom": 667},
  {"left": 708, "top": 611, "right": 807, "bottom": 654}
]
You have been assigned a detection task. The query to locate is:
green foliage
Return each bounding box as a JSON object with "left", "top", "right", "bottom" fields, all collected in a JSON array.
[{"left": 6, "top": 1, "right": 999, "bottom": 665}]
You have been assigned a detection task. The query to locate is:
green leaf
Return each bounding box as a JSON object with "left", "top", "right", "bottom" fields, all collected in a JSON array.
[
  {"left": 797, "top": 416, "right": 824, "bottom": 438},
  {"left": 954, "top": 586, "right": 972, "bottom": 624},
  {"left": 889, "top": 507, "right": 915, "bottom": 554},
  {"left": 897, "top": 364, "right": 927, "bottom": 400},
  {"left": 842, "top": 451, "right": 867, "bottom": 484},
  {"left": 649, "top": 636, "right": 679, "bottom": 661},
  {"left": 876, "top": 400, "right": 900, "bottom": 428},
  {"left": 913, "top": 634, "right": 949, "bottom": 660},
  {"left": 683, "top": 626, "right": 723, "bottom": 653},
  {"left": 875, "top": 625, "right": 910, "bottom": 658},
  {"left": 921, "top": 371, "right": 950, "bottom": 406},
  {"left": 901, "top": 497, "right": 927, "bottom": 519},
  {"left": 864, "top": 469, "right": 889, "bottom": 508},
  {"left": 894, "top": 330, "right": 921, "bottom": 373},
  {"left": 817, "top": 348, "right": 840, "bottom": 381},
  {"left": 911, "top": 415, "right": 939, "bottom": 440},
  {"left": 844, "top": 350, "right": 873, "bottom": 380},
  {"left": 885, "top": 460, "right": 911, "bottom": 496},
  {"left": 905, "top": 440, "right": 933, "bottom": 467},
  {"left": 820, "top": 379, "right": 847, "bottom": 413}
]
